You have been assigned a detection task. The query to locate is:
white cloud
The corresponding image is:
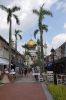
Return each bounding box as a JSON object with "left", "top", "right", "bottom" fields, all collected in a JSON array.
[
  {"left": 0, "top": 0, "right": 59, "bottom": 54},
  {"left": 47, "top": 33, "right": 66, "bottom": 55},
  {"left": 64, "top": 23, "right": 66, "bottom": 29},
  {"left": 52, "top": 33, "right": 66, "bottom": 48},
  {"left": 17, "top": 45, "right": 24, "bottom": 54},
  {"left": 44, "top": 0, "right": 58, "bottom": 9},
  {"left": 46, "top": 43, "right": 52, "bottom": 55},
  {"left": 0, "top": 0, "right": 58, "bottom": 30},
  {"left": 56, "top": 1, "right": 66, "bottom": 12},
  {"left": 17, "top": 41, "right": 25, "bottom": 54},
  {"left": 56, "top": 1, "right": 63, "bottom": 10},
  {"left": 0, "top": 9, "right": 8, "bottom": 29}
]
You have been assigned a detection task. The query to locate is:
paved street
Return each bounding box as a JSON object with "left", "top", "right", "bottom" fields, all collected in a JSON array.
[{"left": 0, "top": 73, "right": 47, "bottom": 100}]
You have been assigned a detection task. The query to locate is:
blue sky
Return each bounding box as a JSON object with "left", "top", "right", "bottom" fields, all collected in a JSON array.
[{"left": 0, "top": 0, "right": 66, "bottom": 54}]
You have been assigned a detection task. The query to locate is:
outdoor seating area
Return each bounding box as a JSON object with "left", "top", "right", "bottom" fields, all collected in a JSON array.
[
  {"left": 1, "top": 68, "right": 66, "bottom": 84},
  {"left": 42, "top": 71, "right": 66, "bottom": 85},
  {"left": 32, "top": 67, "right": 44, "bottom": 82},
  {"left": 56, "top": 74, "right": 66, "bottom": 84},
  {"left": 42, "top": 71, "right": 54, "bottom": 82},
  {"left": 0, "top": 66, "right": 32, "bottom": 83},
  {"left": 46, "top": 71, "right": 54, "bottom": 82},
  {"left": 0, "top": 68, "right": 16, "bottom": 83},
  {"left": 32, "top": 69, "right": 66, "bottom": 84}
]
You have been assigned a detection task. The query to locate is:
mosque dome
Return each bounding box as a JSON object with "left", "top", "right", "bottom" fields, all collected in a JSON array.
[{"left": 27, "top": 39, "right": 36, "bottom": 48}]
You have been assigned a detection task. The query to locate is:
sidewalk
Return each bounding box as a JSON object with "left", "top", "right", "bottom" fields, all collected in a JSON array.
[
  {"left": 0, "top": 72, "right": 52, "bottom": 100},
  {"left": 15, "top": 72, "right": 36, "bottom": 83}
]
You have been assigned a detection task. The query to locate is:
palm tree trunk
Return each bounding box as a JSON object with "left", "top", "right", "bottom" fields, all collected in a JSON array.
[
  {"left": 15, "top": 34, "right": 17, "bottom": 51},
  {"left": 9, "top": 19, "right": 12, "bottom": 71},
  {"left": 15, "top": 34, "right": 17, "bottom": 66},
  {"left": 40, "top": 31, "right": 44, "bottom": 73},
  {"left": 37, "top": 45, "right": 41, "bottom": 66}
]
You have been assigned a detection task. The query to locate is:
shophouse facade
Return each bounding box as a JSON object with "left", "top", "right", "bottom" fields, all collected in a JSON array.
[
  {"left": 0, "top": 35, "right": 24, "bottom": 70},
  {"left": 45, "top": 42, "right": 66, "bottom": 73}
]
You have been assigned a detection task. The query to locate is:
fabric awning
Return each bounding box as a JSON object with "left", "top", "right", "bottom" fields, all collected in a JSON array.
[
  {"left": 48, "top": 62, "right": 53, "bottom": 67},
  {"left": 15, "top": 63, "right": 26, "bottom": 68},
  {"left": 0, "top": 58, "right": 9, "bottom": 65}
]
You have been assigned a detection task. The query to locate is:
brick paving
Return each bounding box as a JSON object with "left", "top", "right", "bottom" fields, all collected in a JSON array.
[
  {"left": 0, "top": 73, "right": 47, "bottom": 100},
  {"left": 15, "top": 72, "right": 36, "bottom": 83}
]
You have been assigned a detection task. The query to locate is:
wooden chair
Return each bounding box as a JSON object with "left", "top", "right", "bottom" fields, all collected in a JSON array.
[{"left": 57, "top": 74, "right": 63, "bottom": 84}]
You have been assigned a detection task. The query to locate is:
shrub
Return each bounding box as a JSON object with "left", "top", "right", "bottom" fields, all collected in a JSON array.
[{"left": 48, "top": 83, "right": 66, "bottom": 100}]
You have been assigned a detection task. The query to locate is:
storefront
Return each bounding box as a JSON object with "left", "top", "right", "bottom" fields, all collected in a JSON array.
[
  {"left": 0, "top": 58, "right": 9, "bottom": 70},
  {"left": 46, "top": 57, "right": 66, "bottom": 74}
]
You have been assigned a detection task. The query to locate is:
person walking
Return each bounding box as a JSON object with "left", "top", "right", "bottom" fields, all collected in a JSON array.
[
  {"left": 21, "top": 68, "right": 24, "bottom": 77},
  {"left": 24, "top": 68, "right": 27, "bottom": 77}
]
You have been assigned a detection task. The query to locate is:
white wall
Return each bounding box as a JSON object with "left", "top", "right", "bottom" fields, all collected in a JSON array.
[
  {"left": 3, "top": 49, "right": 9, "bottom": 59},
  {"left": 0, "top": 48, "right": 9, "bottom": 59},
  {"left": 0, "top": 48, "right": 4, "bottom": 57}
]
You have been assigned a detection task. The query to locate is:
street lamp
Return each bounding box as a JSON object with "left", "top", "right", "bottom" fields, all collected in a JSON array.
[{"left": 51, "top": 48, "right": 57, "bottom": 85}]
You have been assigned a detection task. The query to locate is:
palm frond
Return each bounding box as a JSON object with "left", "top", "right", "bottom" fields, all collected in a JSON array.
[
  {"left": 37, "top": 39, "right": 40, "bottom": 45},
  {"left": 7, "top": 13, "right": 11, "bottom": 23},
  {"left": 15, "top": 29, "right": 22, "bottom": 34},
  {"left": 18, "top": 34, "right": 22, "bottom": 39},
  {"left": 22, "top": 44, "right": 29, "bottom": 49},
  {"left": 11, "top": 6, "right": 20, "bottom": 12},
  {"left": 15, "top": 29, "right": 22, "bottom": 39},
  {"left": 13, "top": 14, "right": 20, "bottom": 25},
  {"left": 25, "top": 51, "right": 31, "bottom": 57},
  {"left": 34, "top": 29, "right": 39, "bottom": 39},
  {"left": 0, "top": 5, "right": 8, "bottom": 12},
  {"left": 7, "top": 9, "right": 12, "bottom": 23},
  {"left": 41, "top": 9, "right": 53, "bottom": 17},
  {"left": 33, "top": 9, "right": 39, "bottom": 15},
  {"left": 41, "top": 24, "right": 48, "bottom": 32},
  {"left": 42, "top": 3, "right": 45, "bottom": 8}
]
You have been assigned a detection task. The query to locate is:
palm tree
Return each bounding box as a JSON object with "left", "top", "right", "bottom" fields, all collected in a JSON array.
[
  {"left": 0, "top": 5, "right": 20, "bottom": 71},
  {"left": 15, "top": 29, "right": 22, "bottom": 51},
  {"left": 15, "top": 29, "right": 22, "bottom": 65},
  {"left": 33, "top": 3, "right": 52, "bottom": 72},
  {"left": 35, "top": 39, "right": 41, "bottom": 68},
  {"left": 22, "top": 43, "right": 29, "bottom": 55},
  {"left": 36, "top": 39, "right": 41, "bottom": 64},
  {"left": 22, "top": 44, "right": 31, "bottom": 66},
  {"left": 43, "top": 43, "right": 47, "bottom": 57}
]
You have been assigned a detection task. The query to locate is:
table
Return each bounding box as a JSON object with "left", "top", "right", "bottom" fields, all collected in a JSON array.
[{"left": 32, "top": 73, "right": 40, "bottom": 76}]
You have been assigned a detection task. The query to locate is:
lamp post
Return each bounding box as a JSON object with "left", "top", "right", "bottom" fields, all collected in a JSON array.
[{"left": 51, "top": 48, "right": 57, "bottom": 85}]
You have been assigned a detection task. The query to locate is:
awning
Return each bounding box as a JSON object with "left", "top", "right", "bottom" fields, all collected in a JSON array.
[
  {"left": 0, "top": 58, "right": 9, "bottom": 65},
  {"left": 45, "top": 62, "right": 53, "bottom": 71},
  {"left": 15, "top": 63, "right": 25, "bottom": 68},
  {"left": 48, "top": 62, "right": 53, "bottom": 67}
]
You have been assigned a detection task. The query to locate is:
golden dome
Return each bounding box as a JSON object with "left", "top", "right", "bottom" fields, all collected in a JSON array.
[{"left": 27, "top": 39, "right": 36, "bottom": 48}]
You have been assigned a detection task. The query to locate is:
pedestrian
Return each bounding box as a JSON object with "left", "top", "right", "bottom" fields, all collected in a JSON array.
[
  {"left": 21, "top": 68, "right": 23, "bottom": 77},
  {"left": 34, "top": 67, "right": 38, "bottom": 81},
  {"left": 24, "top": 68, "right": 27, "bottom": 77}
]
